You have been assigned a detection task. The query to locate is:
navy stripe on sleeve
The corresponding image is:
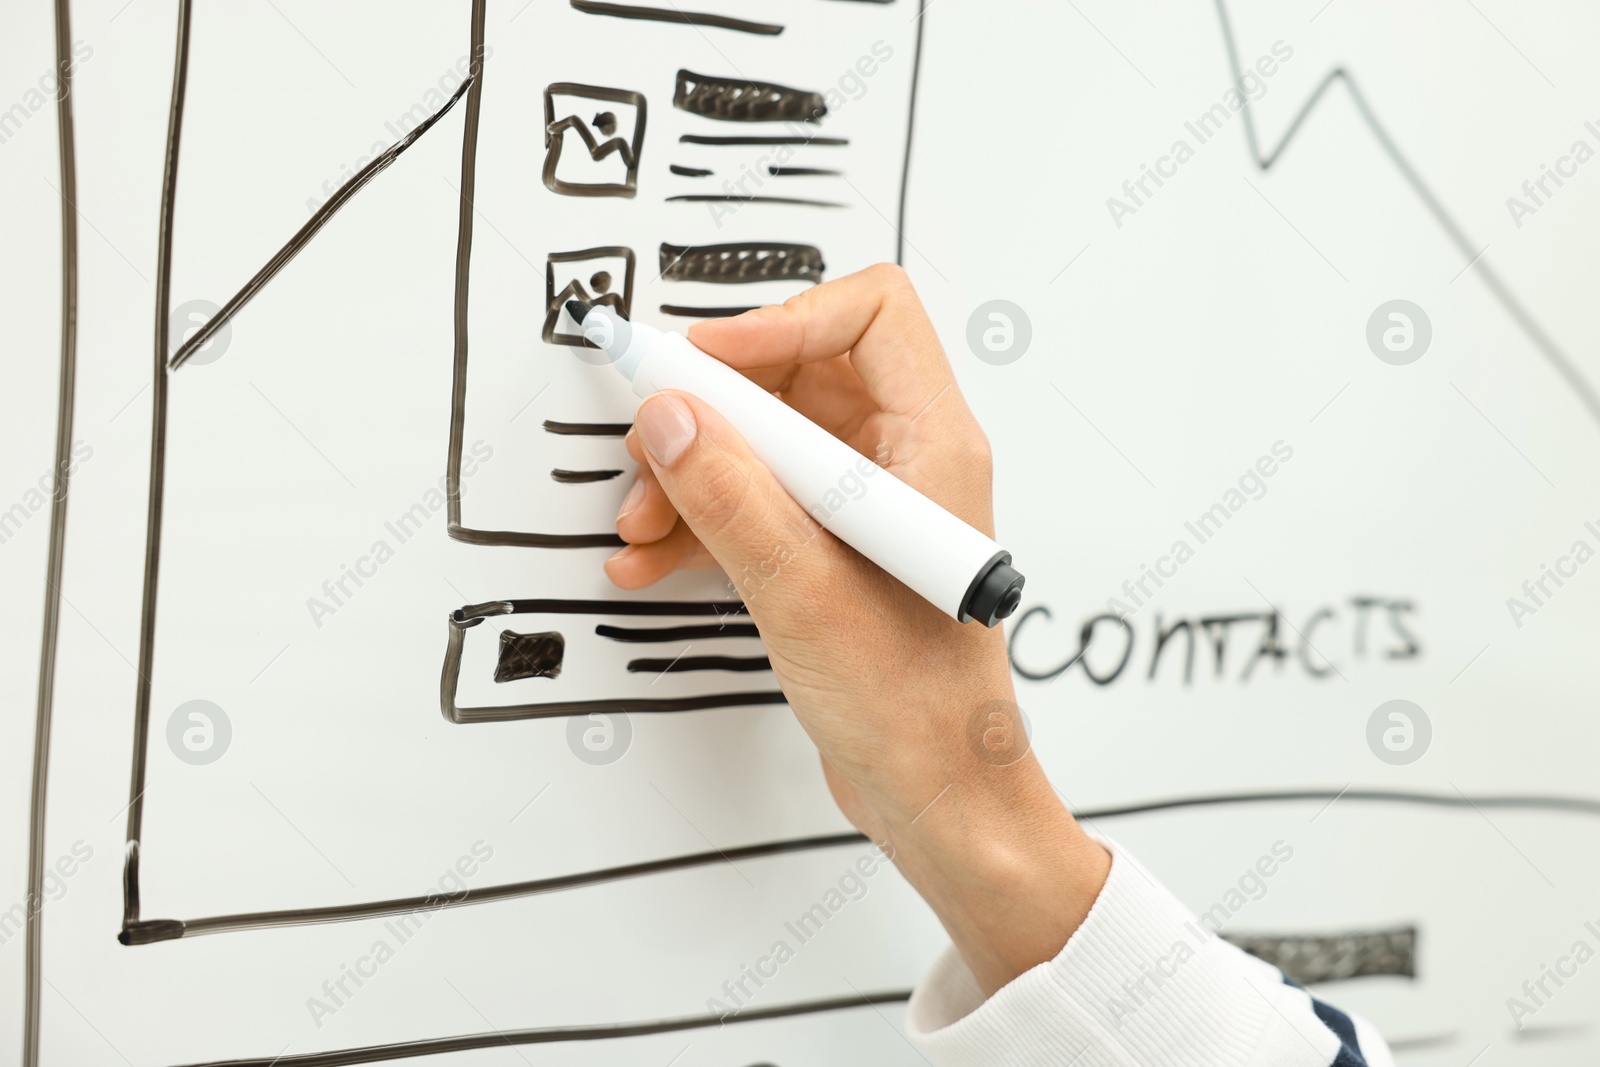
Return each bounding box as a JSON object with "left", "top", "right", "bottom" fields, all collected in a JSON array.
[{"left": 1282, "top": 976, "right": 1368, "bottom": 1067}]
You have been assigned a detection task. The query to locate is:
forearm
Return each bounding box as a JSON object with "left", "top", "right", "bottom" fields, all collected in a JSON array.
[{"left": 875, "top": 750, "right": 1111, "bottom": 997}]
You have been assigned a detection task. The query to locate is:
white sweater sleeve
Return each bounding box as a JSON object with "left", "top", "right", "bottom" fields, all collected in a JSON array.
[{"left": 906, "top": 837, "right": 1394, "bottom": 1067}]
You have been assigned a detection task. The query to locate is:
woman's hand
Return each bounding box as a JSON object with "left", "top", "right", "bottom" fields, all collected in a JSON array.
[{"left": 605, "top": 264, "right": 1109, "bottom": 995}]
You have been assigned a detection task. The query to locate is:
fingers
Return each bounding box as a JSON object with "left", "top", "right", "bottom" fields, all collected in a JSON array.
[
  {"left": 614, "top": 466, "right": 677, "bottom": 546},
  {"left": 629, "top": 390, "right": 839, "bottom": 625},
  {"left": 604, "top": 520, "right": 717, "bottom": 588},
  {"left": 688, "top": 263, "right": 956, "bottom": 422}
]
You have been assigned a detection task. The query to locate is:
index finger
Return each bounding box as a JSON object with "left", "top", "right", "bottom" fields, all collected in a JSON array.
[{"left": 686, "top": 263, "right": 956, "bottom": 420}]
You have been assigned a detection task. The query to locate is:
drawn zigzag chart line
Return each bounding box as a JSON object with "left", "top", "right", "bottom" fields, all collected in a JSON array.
[{"left": 1210, "top": 0, "right": 1600, "bottom": 430}]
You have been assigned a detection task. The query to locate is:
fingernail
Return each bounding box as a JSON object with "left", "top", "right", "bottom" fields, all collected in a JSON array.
[
  {"left": 617, "top": 478, "right": 646, "bottom": 520},
  {"left": 607, "top": 544, "right": 635, "bottom": 564},
  {"left": 636, "top": 394, "right": 696, "bottom": 467}
]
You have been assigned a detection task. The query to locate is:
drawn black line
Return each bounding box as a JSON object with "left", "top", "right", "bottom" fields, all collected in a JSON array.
[
  {"left": 570, "top": 0, "right": 784, "bottom": 36},
  {"left": 1210, "top": 0, "right": 1600, "bottom": 428},
  {"left": 659, "top": 242, "right": 824, "bottom": 284},
  {"left": 596, "top": 622, "right": 762, "bottom": 642},
  {"left": 680, "top": 134, "right": 847, "bottom": 146},
  {"left": 123, "top": 0, "right": 195, "bottom": 955},
  {"left": 168, "top": 993, "right": 904, "bottom": 1067},
  {"left": 628, "top": 655, "right": 773, "bottom": 673},
  {"left": 661, "top": 305, "right": 761, "bottom": 318},
  {"left": 897, "top": 0, "right": 927, "bottom": 265},
  {"left": 551, "top": 468, "right": 624, "bottom": 483},
  {"left": 543, "top": 419, "right": 633, "bottom": 436},
  {"left": 666, "top": 194, "right": 845, "bottom": 208},
  {"left": 170, "top": 76, "right": 474, "bottom": 369},
  {"left": 22, "top": 1, "right": 80, "bottom": 1061},
  {"left": 669, "top": 163, "right": 712, "bottom": 176},
  {"left": 674, "top": 70, "right": 825, "bottom": 123},
  {"left": 121, "top": 832, "right": 863, "bottom": 944},
  {"left": 769, "top": 166, "right": 840, "bottom": 177},
  {"left": 121, "top": 786, "right": 1600, "bottom": 947}
]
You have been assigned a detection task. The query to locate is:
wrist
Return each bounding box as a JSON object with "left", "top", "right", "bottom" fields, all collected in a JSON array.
[{"left": 880, "top": 758, "right": 1111, "bottom": 997}]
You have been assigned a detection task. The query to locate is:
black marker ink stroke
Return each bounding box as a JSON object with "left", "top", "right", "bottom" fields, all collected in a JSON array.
[
  {"left": 681, "top": 134, "right": 847, "bottom": 146},
  {"left": 896, "top": 0, "right": 926, "bottom": 266},
  {"left": 444, "top": 0, "right": 489, "bottom": 550},
  {"left": 494, "top": 630, "right": 565, "bottom": 682},
  {"left": 122, "top": 832, "right": 862, "bottom": 944},
  {"left": 596, "top": 622, "right": 761, "bottom": 642},
  {"left": 552, "top": 468, "right": 624, "bottom": 483},
  {"left": 628, "top": 655, "right": 773, "bottom": 673},
  {"left": 168, "top": 992, "right": 907, "bottom": 1067},
  {"left": 22, "top": 1, "right": 79, "bottom": 1062},
  {"left": 666, "top": 194, "right": 844, "bottom": 208},
  {"left": 124, "top": 0, "right": 195, "bottom": 956},
  {"left": 1209, "top": 0, "right": 1600, "bottom": 429},
  {"left": 674, "top": 70, "right": 824, "bottom": 123},
  {"left": 169, "top": 76, "right": 474, "bottom": 370},
  {"left": 769, "top": 166, "right": 840, "bottom": 177},
  {"left": 670, "top": 163, "right": 712, "bottom": 177},
  {"left": 660, "top": 305, "right": 761, "bottom": 318},
  {"left": 659, "top": 242, "right": 823, "bottom": 285},
  {"left": 570, "top": 0, "right": 784, "bottom": 36},
  {"left": 121, "top": 788, "right": 1600, "bottom": 945},
  {"left": 543, "top": 420, "right": 632, "bottom": 436}
]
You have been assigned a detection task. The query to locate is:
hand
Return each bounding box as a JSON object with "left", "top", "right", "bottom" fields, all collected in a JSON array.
[{"left": 606, "top": 264, "right": 1109, "bottom": 994}]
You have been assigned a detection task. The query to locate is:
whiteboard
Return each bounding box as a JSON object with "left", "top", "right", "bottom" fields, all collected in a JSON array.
[{"left": 4, "top": 0, "right": 1600, "bottom": 1064}]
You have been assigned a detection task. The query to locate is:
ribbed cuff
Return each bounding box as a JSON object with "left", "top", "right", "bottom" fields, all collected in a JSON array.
[{"left": 906, "top": 837, "right": 1343, "bottom": 1067}]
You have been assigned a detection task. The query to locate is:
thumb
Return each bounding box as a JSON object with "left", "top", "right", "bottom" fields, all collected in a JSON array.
[{"left": 633, "top": 390, "right": 835, "bottom": 615}]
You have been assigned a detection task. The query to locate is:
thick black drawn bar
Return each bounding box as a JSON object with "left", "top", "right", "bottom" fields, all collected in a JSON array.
[
  {"left": 674, "top": 69, "right": 825, "bottom": 123},
  {"left": 544, "top": 419, "right": 632, "bottom": 436},
  {"left": 628, "top": 655, "right": 773, "bottom": 673},
  {"left": 659, "top": 242, "right": 824, "bottom": 285},
  {"left": 597, "top": 622, "right": 762, "bottom": 642},
  {"left": 552, "top": 468, "right": 624, "bottom": 483},
  {"left": 661, "top": 305, "right": 762, "bottom": 318}
]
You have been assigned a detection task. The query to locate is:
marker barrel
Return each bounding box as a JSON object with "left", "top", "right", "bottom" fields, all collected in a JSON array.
[{"left": 589, "top": 311, "right": 1021, "bottom": 624}]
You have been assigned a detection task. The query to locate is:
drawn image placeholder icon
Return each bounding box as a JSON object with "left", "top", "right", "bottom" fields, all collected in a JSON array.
[
  {"left": 543, "top": 83, "right": 647, "bottom": 197},
  {"left": 545, "top": 246, "right": 635, "bottom": 346}
]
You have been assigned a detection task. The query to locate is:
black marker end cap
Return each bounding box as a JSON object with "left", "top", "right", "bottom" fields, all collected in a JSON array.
[
  {"left": 566, "top": 299, "right": 592, "bottom": 324},
  {"left": 963, "top": 555, "right": 1025, "bottom": 628}
]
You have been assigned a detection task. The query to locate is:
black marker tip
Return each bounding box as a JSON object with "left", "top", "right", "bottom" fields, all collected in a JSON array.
[{"left": 566, "top": 299, "right": 592, "bottom": 324}]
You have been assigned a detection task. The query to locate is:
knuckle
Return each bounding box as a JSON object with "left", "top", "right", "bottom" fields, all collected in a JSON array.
[{"left": 866, "top": 261, "right": 910, "bottom": 289}]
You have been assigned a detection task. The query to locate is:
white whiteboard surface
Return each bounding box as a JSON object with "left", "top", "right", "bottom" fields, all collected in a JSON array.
[{"left": 4, "top": 0, "right": 1600, "bottom": 1064}]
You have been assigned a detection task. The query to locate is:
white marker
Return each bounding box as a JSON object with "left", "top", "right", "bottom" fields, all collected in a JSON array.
[{"left": 567, "top": 301, "right": 1025, "bottom": 626}]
